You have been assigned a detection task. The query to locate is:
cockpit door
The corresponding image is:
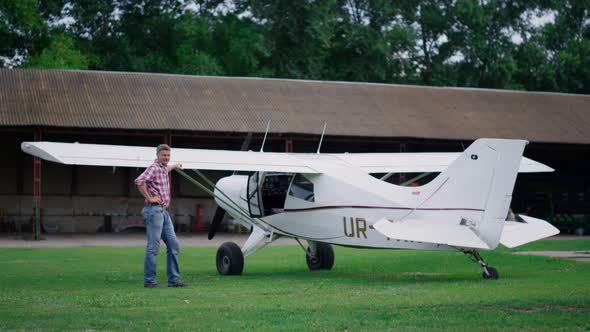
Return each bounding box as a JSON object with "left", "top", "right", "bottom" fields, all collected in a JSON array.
[{"left": 247, "top": 171, "right": 264, "bottom": 217}]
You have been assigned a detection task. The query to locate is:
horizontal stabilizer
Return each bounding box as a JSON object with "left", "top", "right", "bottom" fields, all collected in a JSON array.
[
  {"left": 499, "top": 215, "right": 559, "bottom": 248},
  {"left": 373, "top": 218, "right": 490, "bottom": 250}
]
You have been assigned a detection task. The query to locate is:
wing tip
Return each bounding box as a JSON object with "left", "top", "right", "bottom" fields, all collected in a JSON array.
[{"left": 21, "top": 141, "right": 62, "bottom": 164}]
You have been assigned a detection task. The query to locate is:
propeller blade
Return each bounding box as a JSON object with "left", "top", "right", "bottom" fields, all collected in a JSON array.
[{"left": 208, "top": 206, "right": 226, "bottom": 240}]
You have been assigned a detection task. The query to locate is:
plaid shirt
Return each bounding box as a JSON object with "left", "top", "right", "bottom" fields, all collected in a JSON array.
[{"left": 135, "top": 159, "right": 171, "bottom": 208}]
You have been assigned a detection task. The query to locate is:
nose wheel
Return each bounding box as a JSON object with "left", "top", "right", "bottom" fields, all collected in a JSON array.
[
  {"left": 216, "top": 242, "right": 244, "bottom": 275},
  {"left": 463, "top": 249, "right": 499, "bottom": 280}
]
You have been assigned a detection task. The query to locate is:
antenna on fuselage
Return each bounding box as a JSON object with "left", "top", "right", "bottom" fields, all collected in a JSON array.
[
  {"left": 316, "top": 122, "right": 327, "bottom": 154},
  {"left": 260, "top": 120, "right": 271, "bottom": 152}
]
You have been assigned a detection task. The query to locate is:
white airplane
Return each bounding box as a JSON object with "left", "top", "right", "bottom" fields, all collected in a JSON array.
[{"left": 21, "top": 138, "right": 559, "bottom": 279}]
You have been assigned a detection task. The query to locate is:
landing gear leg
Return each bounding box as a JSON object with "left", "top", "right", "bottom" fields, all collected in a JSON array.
[{"left": 463, "top": 249, "right": 499, "bottom": 280}]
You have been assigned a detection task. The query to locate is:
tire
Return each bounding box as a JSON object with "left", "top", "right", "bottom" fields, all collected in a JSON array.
[
  {"left": 482, "top": 266, "right": 499, "bottom": 280},
  {"left": 306, "top": 250, "right": 322, "bottom": 270},
  {"left": 216, "top": 242, "right": 244, "bottom": 275},
  {"left": 319, "top": 243, "right": 335, "bottom": 270},
  {"left": 306, "top": 242, "right": 335, "bottom": 271}
]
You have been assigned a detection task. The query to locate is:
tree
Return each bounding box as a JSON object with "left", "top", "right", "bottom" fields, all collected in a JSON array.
[
  {"left": 327, "top": 22, "right": 391, "bottom": 82},
  {"left": 555, "top": 39, "right": 590, "bottom": 94},
  {"left": 65, "top": 0, "right": 122, "bottom": 69},
  {"left": 24, "top": 33, "right": 88, "bottom": 69},
  {"left": 237, "top": 0, "right": 339, "bottom": 79},
  {"left": 513, "top": 37, "right": 557, "bottom": 91},
  {"left": 0, "top": 0, "right": 48, "bottom": 67},
  {"left": 173, "top": 12, "right": 222, "bottom": 75},
  {"left": 398, "top": 0, "right": 454, "bottom": 85},
  {"left": 325, "top": 0, "right": 415, "bottom": 83},
  {"left": 211, "top": 14, "right": 269, "bottom": 76},
  {"left": 4, "top": 0, "right": 589, "bottom": 94},
  {"left": 115, "top": 0, "right": 183, "bottom": 73},
  {"left": 543, "top": 0, "right": 590, "bottom": 93},
  {"left": 447, "top": 0, "right": 523, "bottom": 88}
]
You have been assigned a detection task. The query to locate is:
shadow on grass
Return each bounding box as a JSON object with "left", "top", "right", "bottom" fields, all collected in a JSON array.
[
  {"left": 193, "top": 262, "right": 485, "bottom": 286},
  {"left": 182, "top": 246, "right": 589, "bottom": 288}
]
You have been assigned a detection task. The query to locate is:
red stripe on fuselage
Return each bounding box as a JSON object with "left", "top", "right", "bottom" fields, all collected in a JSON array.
[{"left": 284, "top": 206, "right": 484, "bottom": 212}]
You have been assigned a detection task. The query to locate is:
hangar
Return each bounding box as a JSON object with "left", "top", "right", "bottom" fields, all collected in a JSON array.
[{"left": 0, "top": 69, "right": 589, "bottom": 234}]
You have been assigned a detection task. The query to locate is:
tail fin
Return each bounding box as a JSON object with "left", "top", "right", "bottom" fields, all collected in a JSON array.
[
  {"left": 422, "top": 139, "right": 526, "bottom": 248},
  {"left": 375, "top": 139, "right": 527, "bottom": 249}
]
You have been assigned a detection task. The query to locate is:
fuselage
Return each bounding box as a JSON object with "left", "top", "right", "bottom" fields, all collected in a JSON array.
[{"left": 214, "top": 169, "right": 474, "bottom": 251}]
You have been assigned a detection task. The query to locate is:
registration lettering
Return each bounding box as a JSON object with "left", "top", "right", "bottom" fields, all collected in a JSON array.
[{"left": 343, "top": 217, "right": 367, "bottom": 239}]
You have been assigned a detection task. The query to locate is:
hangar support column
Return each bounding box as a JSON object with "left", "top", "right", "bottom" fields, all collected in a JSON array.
[
  {"left": 285, "top": 138, "right": 293, "bottom": 152},
  {"left": 164, "top": 132, "right": 172, "bottom": 146},
  {"left": 32, "top": 127, "right": 42, "bottom": 240}
]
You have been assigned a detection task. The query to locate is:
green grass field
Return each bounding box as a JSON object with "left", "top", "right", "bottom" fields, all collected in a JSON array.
[{"left": 1, "top": 240, "right": 589, "bottom": 331}]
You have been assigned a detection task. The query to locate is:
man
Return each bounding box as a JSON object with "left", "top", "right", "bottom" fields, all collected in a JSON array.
[{"left": 135, "top": 144, "right": 188, "bottom": 288}]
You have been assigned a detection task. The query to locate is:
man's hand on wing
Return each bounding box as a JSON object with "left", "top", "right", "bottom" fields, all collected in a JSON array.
[{"left": 167, "top": 163, "right": 183, "bottom": 172}]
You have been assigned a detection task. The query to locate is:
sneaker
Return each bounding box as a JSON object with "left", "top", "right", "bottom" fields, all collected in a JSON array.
[
  {"left": 144, "top": 283, "right": 162, "bottom": 288},
  {"left": 168, "top": 281, "right": 189, "bottom": 287}
]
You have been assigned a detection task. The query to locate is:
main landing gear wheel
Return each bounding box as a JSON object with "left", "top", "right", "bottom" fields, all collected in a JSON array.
[
  {"left": 463, "top": 249, "right": 499, "bottom": 280},
  {"left": 483, "top": 266, "right": 499, "bottom": 280},
  {"left": 216, "top": 242, "right": 244, "bottom": 275},
  {"left": 306, "top": 242, "right": 335, "bottom": 271}
]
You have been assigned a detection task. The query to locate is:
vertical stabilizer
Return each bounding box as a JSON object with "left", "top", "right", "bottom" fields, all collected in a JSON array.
[
  {"left": 374, "top": 139, "right": 527, "bottom": 249},
  {"left": 418, "top": 139, "right": 527, "bottom": 248}
]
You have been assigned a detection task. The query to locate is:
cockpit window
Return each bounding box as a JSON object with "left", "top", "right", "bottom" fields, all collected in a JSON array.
[
  {"left": 289, "top": 174, "right": 315, "bottom": 202},
  {"left": 260, "top": 173, "right": 293, "bottom": 216}
]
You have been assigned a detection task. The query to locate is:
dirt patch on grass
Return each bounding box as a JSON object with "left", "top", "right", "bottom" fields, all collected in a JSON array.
[
  {"left": 401, "top": 272, "right": 447, "bottom": 277},
  {"left": 557, "top": 305, "right": 586, "bottom": 312},
  {"left": 498, "top": 305, "right": 588, "bottom": 314},
  {"left": 500, "top": 305, "right": 550, "bottom": 313}
]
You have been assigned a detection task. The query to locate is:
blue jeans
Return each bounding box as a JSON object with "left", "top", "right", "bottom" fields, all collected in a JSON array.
[{"left": 141, "top": 205, "right": 180, "bottom": 285}]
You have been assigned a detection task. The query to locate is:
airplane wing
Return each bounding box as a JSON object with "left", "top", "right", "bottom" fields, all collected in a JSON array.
[
  {"left": 329, "top": 152, "right": 553, "bottom": 173},
  {"left": 21, "top": 141, "right": 319, "bottom": 173},
  {"left": 21, "top": 141, "right": 552, "bottom": 174}
]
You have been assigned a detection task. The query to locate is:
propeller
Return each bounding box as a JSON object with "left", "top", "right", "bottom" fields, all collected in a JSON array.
[
  {"left": 208, "top": 132, "right": 253, "bottom": 240},
  {"left": 208, "top": 206, "right": 226, "bottom": 240}
]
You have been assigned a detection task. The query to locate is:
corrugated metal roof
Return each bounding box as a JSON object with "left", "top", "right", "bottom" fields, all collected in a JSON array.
[{"left": 1, "top": 68, "right": 589, "bottom": 144}]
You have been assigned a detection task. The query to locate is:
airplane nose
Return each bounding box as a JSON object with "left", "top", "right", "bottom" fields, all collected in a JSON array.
[{"left": 214, "top": 175, "right": 247, "bottom": 210}]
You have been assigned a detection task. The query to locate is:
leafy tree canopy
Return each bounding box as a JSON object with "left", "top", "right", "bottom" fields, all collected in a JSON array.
[{"left": 1, "top": 0, "right": 588, "bottom": 93}]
